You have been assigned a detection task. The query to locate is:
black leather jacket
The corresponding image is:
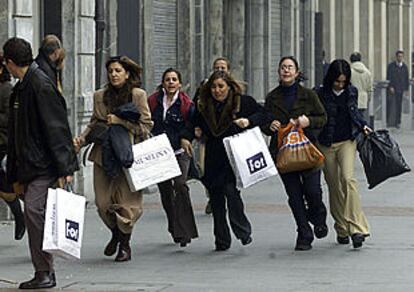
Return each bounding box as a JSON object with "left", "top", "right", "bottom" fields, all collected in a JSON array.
[{"left": 7, "top": 62, "right": 78, "bottom": 184}]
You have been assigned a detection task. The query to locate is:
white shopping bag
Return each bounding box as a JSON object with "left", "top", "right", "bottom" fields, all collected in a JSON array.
[
  {"left": 124, "top": 133, "right": 182, "bottom": 192},
  {"left": 42, "top": 188, "right": 86, "bottom": 260},
  {"left": 223, "top": 126, "right": 278, "bottom": 189}
]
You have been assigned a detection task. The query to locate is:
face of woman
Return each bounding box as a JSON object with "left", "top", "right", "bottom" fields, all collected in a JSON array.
[
  {"left": 211, "top": 78, "right": 230, "bottom": 102},
  {"left": 162, "top": 72, "right": 181, "bottom": 96},
  {"left": 332, "top": 74, "right": 347, "bottom": 91},
  {"left": 213, "top": 60, "right": 229, "bottom": 73},
  {"left": 278, "top": 59, "right": 299, "bottom": 86},
  {"left": 107, "top": 62, "right": 129, "bottom": 88}
]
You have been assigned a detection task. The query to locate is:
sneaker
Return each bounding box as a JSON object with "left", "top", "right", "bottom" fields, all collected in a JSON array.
[{"left": 337, "top": 236, "right": 350, "bottom": 245}]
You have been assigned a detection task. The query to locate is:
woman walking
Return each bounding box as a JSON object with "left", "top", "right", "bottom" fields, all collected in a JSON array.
[
  {"left": 263, "top": 56, "right": 328, "bottom": 251},
  {"left": 181, "top": 71, "right": 266, "bottom": 251},
  {"left": 316, "top": 59, "right": 371, "bottom": 249},
  {"left": 148, "top": 68, "right": 198, "bottom": 247},
  {"left": 73, "top": 56, "right": 153, "bottom": 261}
]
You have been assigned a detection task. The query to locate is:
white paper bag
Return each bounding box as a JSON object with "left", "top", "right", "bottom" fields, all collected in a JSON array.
[
  {"left": 42, "top": 188, "right": 86, "bottom": 260},
  {"left": 223, "top": 126, "right": 278, "bottom": 189},
  {"left": 124, "top": 133, "right": 182, "bottom": 192}
]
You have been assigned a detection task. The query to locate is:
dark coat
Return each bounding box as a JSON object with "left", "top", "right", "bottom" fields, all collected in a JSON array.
[
  {"left": 7, "top": 62, "right": 79, "bottom": 184},
  {"left": 387, "top": 61, "right": 409, "bottom": 94},
  {"left": 0, "top": 82, "right": 12, "bottom": 151},
  {"left": 316, "top": 85, "right": 367, "bottom": 147},
  {"left": 102, "top": 103, "right": 140, "bottom": 177},
  {"left": 182, "top": 94, "right": 267, "bottom": 189},
  {"left": 148, "top": 90, "right": 194, "bottom": 151},
  {"left": 262, "top": 84, "right": 327, "bottom": 158},
  {"left": 35, "top": 50, "right": 61, "bottom": 88}
]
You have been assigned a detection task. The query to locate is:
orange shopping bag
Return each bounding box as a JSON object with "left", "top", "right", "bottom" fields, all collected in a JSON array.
[{"left": 276, "top": 123, "right": 324, "bottom": 174}]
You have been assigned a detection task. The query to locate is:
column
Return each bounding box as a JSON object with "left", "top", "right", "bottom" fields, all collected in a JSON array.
[
  {"left": 206, "top": 0, "right": 223, "bottom": 72},
  {"left": 177, "top": 0, "right": 194, "bottom": 93},
  {"left": 318, "top": 0, "right": 335, "bottom": 62}
]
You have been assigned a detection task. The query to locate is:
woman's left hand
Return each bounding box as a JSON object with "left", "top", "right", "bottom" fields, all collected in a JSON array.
[
  {"left": 363, "top": 125, "right": 373, "bottom": 135},
  {"left": 107, "top": 114, "right": 122, "bottom": 125},
  {"left": 234, "top": 118, "right": 250, "bottom": 128}
]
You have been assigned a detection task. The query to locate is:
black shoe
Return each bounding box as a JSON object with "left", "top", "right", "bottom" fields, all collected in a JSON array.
[
  {"left": 241, "top": 236, "right": 252, "bottom": 246},
  {"left": 215, "top": 244, "right": 230, "bottom": 251},
  {"left": 314, "top": 225, "right": 328, "bottom": 239},
  {"left": 180, "top": 238, "right": 191, "bottom": 247},
  {"left": 337, "top": 236, "right": 350, "bottom": 244},
  {"left": 19, "top": 271, "right": 56, "bottom": 289},
  {"left": 295, "top": 236, "right": 313, "bottom": 251},
  {"left": 205, "top": 200, "right": 212, "bottom": 215},
  {"left": 6, "top": 198, "right": 26, "bottom": 240},
  {"left": 351, "top": 233, "right": 365, "bottom": 249}
]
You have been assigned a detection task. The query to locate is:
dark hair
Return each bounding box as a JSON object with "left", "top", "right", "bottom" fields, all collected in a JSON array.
[
  {"left": 278, "top": 56, "right": 299, "bottom": 71},
  {"left": 213, "top": 57, "right": 231, "bottom": 71},
  {"left": 323, "top": 59, "right": 351, "bottom": 89},
  {"left": 350, "top": 52, "right": 361, "bottom": 63},
  {"left": 200, "top": 70, "right": 242, "bottom": 99},
  {"left": 161, "top": 67, "right": 182, "bottom": 84},
  {"left": 103, "top": 55, "right": 143, "bottom": 111},
  {"left": 396, "top": 50, "right": 404, "bottom": 56},
  {"left": 2, "top": 37, "right": 33, "bottom": 67},
  {"left": 40, "top": 34, "right": 62, "bottom": 56},
  {"left": 0, "top": 55, "right": 11, "bottom": 82}
]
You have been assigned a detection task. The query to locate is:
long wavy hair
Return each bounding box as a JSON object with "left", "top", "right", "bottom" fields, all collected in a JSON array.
[
  {"left": 103, "top": 55, "right": 143, "bottom": 111},
  {"left": 200, "top": 70, "right": 242, "bottom": 101}
]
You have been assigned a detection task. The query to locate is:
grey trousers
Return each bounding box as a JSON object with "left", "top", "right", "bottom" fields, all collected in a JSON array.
[{"left": 24, "top": 175, "right": 56, "bottom": 272}]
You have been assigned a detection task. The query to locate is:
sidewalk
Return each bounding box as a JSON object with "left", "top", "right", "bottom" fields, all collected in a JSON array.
[{"left": 0, "top": 129, "right": 413, "bottom": 291}]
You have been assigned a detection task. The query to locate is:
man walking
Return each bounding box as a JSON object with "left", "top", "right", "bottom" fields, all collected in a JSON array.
[
  {"left": 386, "top": 50, "right": 409, "bottom": 128},
  {"left": 350, "top": 52, "right": 373, "bottom": 123},
  {"left": 3, "top": 37, "right": 78, "bottom": 289},
  {"left": 35, "top": 34, "right": 65, "bottom": 93}
]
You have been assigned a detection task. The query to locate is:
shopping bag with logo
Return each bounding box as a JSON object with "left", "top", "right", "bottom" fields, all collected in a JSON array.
[
  {"left": 42, "top": 188, "right": 86, "bottom": 260},
  {"left": 223, "top": 126, "right": 278, "bottom": 189},
  {"left": 276, "top": 123, "right": 324, "bottom": 173},
  {"left": 124, "top": 133, "right": 182, "bottom": 192}
]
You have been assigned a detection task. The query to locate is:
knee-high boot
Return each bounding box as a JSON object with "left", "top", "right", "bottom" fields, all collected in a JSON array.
[
  {"left": 115, "top": 232, "right": 131, "bottom": 262},
  {"left": 6, "top": 198, "right": 25, "bottom": 240},
  {"left": 104, "top": 227, "right": 120, "bottom": 256}
]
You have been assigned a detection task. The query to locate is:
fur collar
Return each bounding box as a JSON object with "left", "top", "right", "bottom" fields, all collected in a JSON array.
[{"left": 198, "top": 92, "right": 241, "bottom": 137}]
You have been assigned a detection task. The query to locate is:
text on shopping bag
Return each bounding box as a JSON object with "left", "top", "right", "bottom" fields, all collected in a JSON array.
[
  {"left": 247, "top": 152, "right": 267, "bottom": 174},
  {"left": 65, "top": 219, "right": 79, "bottom": 242}
]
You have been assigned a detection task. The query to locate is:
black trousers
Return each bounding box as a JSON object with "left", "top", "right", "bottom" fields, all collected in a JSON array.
[
  {"left": 280, "top": 169, "right": 327, "bottom": 241},
  {"left": 386, "top": 92, "right": 403, "bottom": 127},
  {"left": 158, "top": 153, "right": 198, "bottom": 241},
  {"left": 208, "top": 182, "right": 251, "bottom": 248}
]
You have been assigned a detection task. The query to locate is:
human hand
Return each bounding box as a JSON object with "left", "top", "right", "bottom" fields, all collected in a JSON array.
[
  {"left": 73, "top": 137, "right": 83, "bottom": 153},
  {"left": 389, "top": 87, "right": 395, "bottom": 95},
  {"left": 297, "top": 115, "right": 310, "bottom": 128},
  {"left": 234, "top": 118, "right": 250, "bottom": 128},
  {"left": 181, "top": 139, "right": 193, "bottom": 157},
  {"left": 363, "top": 125, "right": 373, "bottom": 135},
  {"left": 269, "top": 120, "right": 281, "bottom": 132},
  {"left": 58, "top": 176, "right": 74, "bottom": 189},
  {"left": 107, "top": 114, "right": 122, "bottom": 125}
]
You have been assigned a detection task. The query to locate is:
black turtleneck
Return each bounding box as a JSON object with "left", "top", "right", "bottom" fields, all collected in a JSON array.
[{"left": 281, "top": 82, "right": 298, "bottom": 111}]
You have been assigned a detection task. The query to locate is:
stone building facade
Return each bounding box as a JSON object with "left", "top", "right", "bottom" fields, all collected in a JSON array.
[{"left": 0, "top": 0, "right": 412, "bottom": 216}]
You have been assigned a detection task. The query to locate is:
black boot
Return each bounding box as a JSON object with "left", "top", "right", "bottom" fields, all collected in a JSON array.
[
  {"left": 104, "top": 227, "right": 120, "bottom": 256},
  {"left": 115, "top": 232, "right": 131, "bottom": 262},
  {"left": 19, "top": 271, "right": 56, "bottom": 289},
  {"left": 6, "top": 198, "right": 25, "bottom": 240}
]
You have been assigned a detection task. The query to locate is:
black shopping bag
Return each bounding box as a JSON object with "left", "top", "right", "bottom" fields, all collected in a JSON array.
[{"left": 356, "top": 130, "right": 411, "bottom": 189}]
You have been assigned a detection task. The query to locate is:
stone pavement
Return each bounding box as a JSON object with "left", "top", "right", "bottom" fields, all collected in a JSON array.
[{"left": 0, "top": 129, "right": 413, "bottom": 291}]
